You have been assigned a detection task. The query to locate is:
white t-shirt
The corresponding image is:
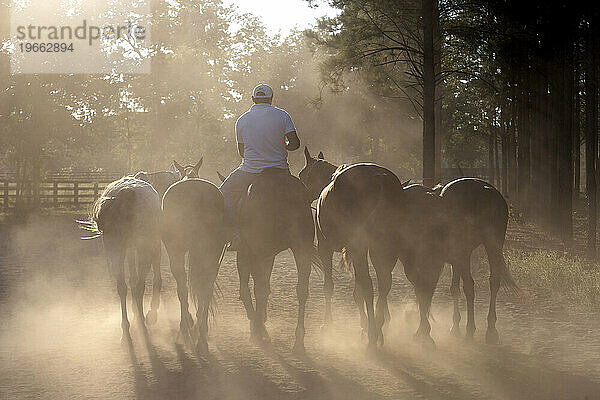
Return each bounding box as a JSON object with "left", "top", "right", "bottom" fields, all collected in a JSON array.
[{"left": 235, "top": 103, "right": 296, "bottom": 173}]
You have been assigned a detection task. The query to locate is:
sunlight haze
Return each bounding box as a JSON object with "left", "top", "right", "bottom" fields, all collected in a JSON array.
[{"left": 226, "top": 0, "right": 337, "bottom": 34}]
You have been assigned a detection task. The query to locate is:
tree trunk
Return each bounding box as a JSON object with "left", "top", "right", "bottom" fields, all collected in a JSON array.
[
  {"left": 574, "top": 58, "right": 581, "bottom": 197},
  {"left": 585, "top": 17, "right": 597, "bottom": 255},
  {"left": 494, "top": 130, "right": 501, "bottom": 187},
  {"left": 422, "top": 0, "right": 436, "bottom": 187},
  {"left": 488, "top": 133, "right": 495, "bottom": 184},
  {"left": 558, "top": 43, "right": 574, "bottom": 246},
  {"left": 508, "top": 94, "right": 518, "bottom": 200},
  {"left": 433, "top": 0, "right": 442, "bottom": 183},
  {"left": 501, "top": 103, "right": 509, "bottom": 195},
  {"left": 517, "top": 46, "right": 531, "bottom": 214}
]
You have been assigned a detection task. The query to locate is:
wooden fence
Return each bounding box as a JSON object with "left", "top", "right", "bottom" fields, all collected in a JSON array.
[{"left": 1, "top": 174, "right": 121, "bottom": 210}]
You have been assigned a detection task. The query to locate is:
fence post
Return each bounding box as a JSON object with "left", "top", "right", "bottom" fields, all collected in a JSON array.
[
  {"left": 73, "top": 182, "right": 79, "bottom": 207},
  {"left": 3, "top": 181, "right": 7, "bottom": 210},
  {"left": 53, "top": 182, "right": 58, "bottom": 207},
  {"left": 93, "top": 182, "right": 99, "bottom": 200}
]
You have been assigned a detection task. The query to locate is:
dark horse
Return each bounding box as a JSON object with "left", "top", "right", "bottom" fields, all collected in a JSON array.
[
  {"left": 229, "top": 168, "right": 317, "bottom": 352},
  {"left": 161, "top": 159, "right": 227, "bottom": 354},
  {"left": 78, "top": 177, "right": 162, "bottom": 342},
  {"left": 299, "top": 148, "right": 405, "bottom": 351},
  {"left": 407, "top": 178, "right": 517, "bottom": 344}
]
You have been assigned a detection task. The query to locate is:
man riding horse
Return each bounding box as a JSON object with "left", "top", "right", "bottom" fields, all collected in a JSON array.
[{"left": 220, "top": 84, "right": 301, "bottom": 250}]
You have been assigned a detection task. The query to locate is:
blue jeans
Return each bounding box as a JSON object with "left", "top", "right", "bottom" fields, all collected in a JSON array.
[{"left": 219, "top": 167, "right": 260, "bottom": 228}]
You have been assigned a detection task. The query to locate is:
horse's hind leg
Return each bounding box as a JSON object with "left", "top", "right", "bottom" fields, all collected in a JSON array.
[
  {"left": 457, "top": 254, "right": 476, "bottom": 339},
  {"left": 484, "top": 241, "right": 505, "bottom": 344},
  {"left": 190, "top": 245, "right": 221, "bottom": 355},
  {"left": 166, "top": 245, "right": 193, "bottom": 341},
  {"left": 449, "top": 260, "right": 462, "bottom": 335},
  {"left": 407, "top": 257, "right": 443, "bottom": 349},
  {"left": 134, "top": 246, "right": 155, "bottom": 328},
  {"left": 370, "top": 245, "right": 396, "bottom": 347},
  {"left": 318, "top": 237, "right": 334, "bottom": 331},
  {"left": 353, "top": 276, "right": 368, "bottom": 338},
  {"left": 352, "top": 246, "right": 377, "bottom": 353},
  {"left": 292, "top": 247, "right": 311, "bottom": 353},
  {"left": 236, "top": 250, "right": 256, "bottom": 339},
  {"left": 146, "top": 245, "right": 162, "bottom": 325},
  {"left": 108, "top": 246, "right": 129, "bottom": 342},
  {"left": 253, "top": 255, "right": 275, "bottom": 344}
]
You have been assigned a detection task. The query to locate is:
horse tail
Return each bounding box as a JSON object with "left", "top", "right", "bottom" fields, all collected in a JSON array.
[
  {"left": 489, "top": 190, "right": 520, "bottom": 295},
  {"left": 188, "top": 242, "right": 227, "bottom": 328},
  {"left": 76, "top": 219, "right": 102, "bottom": 240}
]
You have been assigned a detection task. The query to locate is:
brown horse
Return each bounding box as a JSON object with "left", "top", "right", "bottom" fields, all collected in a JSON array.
[
  {"left": 161, "top": 159, "right": 227, "bottom": 354},
  {"left": 131, "top": 159, "right": 202, "bottom": 325},
  {"left": 299, "top": 148, "right": 406, "bottom": 351},
  {"left": 78, "top": 177, "right": 162, "bottom": 342},
  {"left": 406, "top": 178, "right": 517, "bottom": 344},
  {"left": 229, "top": 168, "right": 318, "bottom": 353}
]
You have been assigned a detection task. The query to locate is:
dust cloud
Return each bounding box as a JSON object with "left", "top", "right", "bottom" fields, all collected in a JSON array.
[{"left": 1, "top": 214, "right": 600, "bottom": 399}]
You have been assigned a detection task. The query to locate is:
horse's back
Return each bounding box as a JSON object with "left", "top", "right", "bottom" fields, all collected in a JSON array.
[
  {"left": 441, "top": 178, "right": 508, "bottom": 244},
  {"left": 317, "top": 163, "right": 402, "bottom": 246},
  {"left": 243, "top": 169, "right": 313, "bottom": 253},
  {"left": 162, "top": 178, "right": 225, "bottom": 245},
  {"left": 95, "top": 177, "right": 160, "bottom": 237}
]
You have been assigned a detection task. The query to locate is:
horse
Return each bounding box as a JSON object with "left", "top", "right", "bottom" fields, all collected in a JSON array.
[
  {"left": 134, "top": 167, "right": 180, "bottom": 198},
  {"left": 132, "top": 158, "right": 203, "bottom": 325},
  {"left": 406, "top": 178, "right": 517, "bottom": 344},
  {"left": 78, "top": 177, "right": 162, "bottom": 342},
  {"left": 299, "top": 148, "right": 406, "bottom": 351},
  {"left": 135, "top": 158, "right": 203, "bottom": 197},
  {"left": 220, "top": 167, "right": 319, "bottom": 353},
  {"left": 161, "top": 158, "right": 227, "bottom": 354}
]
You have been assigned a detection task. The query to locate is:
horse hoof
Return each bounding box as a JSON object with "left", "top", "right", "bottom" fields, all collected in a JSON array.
[
  {"left": 292, "top": 342, "right": 305, "bottom": 355},
  {"left": 145, "top": 309, "right": 158, "bottom": 325},
  {"left": 420, "top": 336, "right": 436, "bottom": 351},
  {"left": 365, "top": 343, "right": 378, "bottom": 358},
  {"left": 261, "top": 332, "right": 271, "bottom": 344},
  {"left": 414, "top": 331, "right": 436, "bottom": 350},
  {"left": 250, "top": 331, "right": 261, "bottom": 345},
  {"left": 485, "top": 328, "right": 500, "bottom": 345},
  {"left": 120, "top": 332, "right": 131, "bottom": 345},
  {"left": 196, "top": 341, "right": 209, "bottom": 356},
  {"left": 360, "top": 328, "right": 368, "bottom": 341}
]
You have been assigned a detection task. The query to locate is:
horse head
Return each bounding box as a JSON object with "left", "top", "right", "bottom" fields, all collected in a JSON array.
[
  {"left": 298, "top": 146, "right": 338, "bottom": 201},
  {"left": 173, "top": 157, "right": 203, "bottom": 180},
  {"left": 134, "top": 164, "right": 181, "bottom": 198}
]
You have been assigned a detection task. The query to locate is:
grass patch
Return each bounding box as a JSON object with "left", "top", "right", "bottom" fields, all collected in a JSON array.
[{"left": 507, "top": 249, "right": 600, "bottom": 310}]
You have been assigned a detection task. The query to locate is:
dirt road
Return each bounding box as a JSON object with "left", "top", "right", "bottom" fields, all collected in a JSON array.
[{"left": 1, "top": 215, "right": 599, "bottom": 399}]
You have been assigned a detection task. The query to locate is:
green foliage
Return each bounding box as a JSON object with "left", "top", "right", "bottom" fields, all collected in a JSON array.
[
  {"left": 507, "top": 249, "right": 600, "bottom": 311},
  {"left": 0, "top": 0, "right": 421, "bottom": 183}
]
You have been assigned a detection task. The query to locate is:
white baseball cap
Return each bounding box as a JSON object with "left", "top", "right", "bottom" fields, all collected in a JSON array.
[{"left": 252, "top": 84, "right": 273, "bottom": 99}]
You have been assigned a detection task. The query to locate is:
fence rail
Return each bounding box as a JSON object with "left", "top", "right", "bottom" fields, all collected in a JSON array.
[{"left": 1, "top": 179, "right": 120, "bottom": 210}]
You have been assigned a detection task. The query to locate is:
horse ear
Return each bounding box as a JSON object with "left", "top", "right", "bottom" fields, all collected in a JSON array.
[
  {"left": 193, "top": 157, "right": 203, "bottom": 173},
  {"left": 169, "top": 163, "right": 178, "bottom": 173},
  {"left": 217, "top": 171, "right": 226, "bottom": 183},
  {"left": 317, "top": 151, "right": 324, "bottom": 160},
  {"left": 173, "top": 160, "right": 185, "bottom": 177},
  {"left": 401, "top": 179, "right": 411, "bottom": 187},
  {"left": 304, "top": 146, "right": 313, "bottom": 163}
]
